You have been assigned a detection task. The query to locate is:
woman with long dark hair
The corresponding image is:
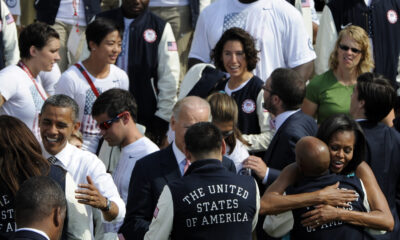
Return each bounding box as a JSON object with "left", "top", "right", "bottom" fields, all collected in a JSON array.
[{"left": 0, "top": 115, "right": 50, "bottom": 239}]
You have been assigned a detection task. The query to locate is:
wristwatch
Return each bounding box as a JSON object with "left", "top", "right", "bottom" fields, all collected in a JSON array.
[{"left": 101, "top": 197, "right": 111, "bottom": 212}]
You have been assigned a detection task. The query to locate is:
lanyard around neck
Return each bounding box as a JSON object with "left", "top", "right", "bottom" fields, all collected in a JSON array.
[
  {"left": 17, "top": 61, "right": 47, "bottom": 101},
  {"left": 74, "top": 63, "right": 100, "bottom": 97}
]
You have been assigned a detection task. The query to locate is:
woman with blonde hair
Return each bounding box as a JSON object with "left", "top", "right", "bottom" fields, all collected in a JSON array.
[
  {"left": 302, "top": 25, "right": 374, "bottom": 123},
  {"left": 207, "top": 92, "right": 250, "bottom": 172}
]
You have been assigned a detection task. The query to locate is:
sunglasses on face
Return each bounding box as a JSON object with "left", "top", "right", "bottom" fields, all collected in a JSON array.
[
  {"left": 221, "top": 130, "right": 234, "bottom": 138},
  {"left": 339, "top": 44, "right": 361, "bottom": 54},
  {"left": 98, "top": 111, "right": 127, "bottom": 130}
]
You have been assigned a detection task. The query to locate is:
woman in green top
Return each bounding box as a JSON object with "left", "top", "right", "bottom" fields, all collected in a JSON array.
[{"left": 302, "top": 25, "right": 374, "bottom": 124}]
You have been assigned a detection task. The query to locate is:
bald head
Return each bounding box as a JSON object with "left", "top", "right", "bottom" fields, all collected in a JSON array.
[
  {"left": 172, "top": 96, "right": 211, "bottom": 121},
  {"left": 295, "top": 136, "right": 330, "bottom": 177},
  {"left": 171, "top": 96, "right": 211, "bottom": 152}
]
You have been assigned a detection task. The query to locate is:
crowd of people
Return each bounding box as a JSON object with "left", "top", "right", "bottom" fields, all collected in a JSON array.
[{"left": 0, "top": 0, "right": 399, "bottom": 240}]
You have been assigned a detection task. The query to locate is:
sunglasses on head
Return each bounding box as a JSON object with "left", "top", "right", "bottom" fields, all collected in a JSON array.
[
  {"left": 98, "top": 111, "right": 128, "bottom": 130},
  {"left": 339, "top": 44, "right": 361, "bottom": 54}
]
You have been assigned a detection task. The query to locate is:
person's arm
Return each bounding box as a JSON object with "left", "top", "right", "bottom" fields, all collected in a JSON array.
[
  {"left": 119, "top": 160, "right": 154, "bottom": 240},
  {"left": 293, "top": 60, "right": 314, "bottom": 81},
  {"left": 1, "top": 1, "right": 19, "bottom": 66},
  {"left": 283, "top": 2, "right": 316, "bottom": 80},
  {"left": 314, "top": 5, "right": 337, "bottom": 75},
  {"left": 301, "top": 162, "right": 394, "bottom": 231},
  {"left": 243, "top": 90, "right": 274, "bottom": 152},
  {"left": 187, "top": 57, "right": 205, "bottom": 70},
  {"left": 301, "top": 98, "right": 318, "bottom": 118},
  {"left": 75, "top": 175, "right": 120, "bottom": 221},
  {"left": 156, "top": 22, "right": 179, "bottom": 123},
  {"left": 150, "top": 22, "right": 179, "bottom": 145},
  {"left": 144, "top": 186, "right": 173, "bottom": 240},
  {"left": 260, "top": 163, "right": 358, "bottom": 215},
  {"left": 187, "top": 4, "right": 212, "bottom": 70}
]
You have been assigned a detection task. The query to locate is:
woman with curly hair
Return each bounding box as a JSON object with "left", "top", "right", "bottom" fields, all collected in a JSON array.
[
  {"left": 302, "top": 25, "right": 374, "bottom": 124},
  {"left": 211, "top": 27, "right": 271, "bottom": 152}
]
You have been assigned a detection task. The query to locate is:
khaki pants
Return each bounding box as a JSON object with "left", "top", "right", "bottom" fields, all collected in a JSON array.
[
  {"left": 150, "top": 5, "right": 193, "bottom": 84},
  {"left": 51, "top": 21, "right": 87, "bottom": 72}
]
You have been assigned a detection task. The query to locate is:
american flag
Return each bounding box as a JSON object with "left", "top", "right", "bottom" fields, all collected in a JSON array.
[{"left": 167, "top": 41, "right": 177, "bottom": 51}]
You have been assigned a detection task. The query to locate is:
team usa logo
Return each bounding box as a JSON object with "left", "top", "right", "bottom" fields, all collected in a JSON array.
[
  {"left": 143, "top": 29, "right": 157, "bottom": 43},
  {"left": 387, "top": 10, "right": 398, "bottom": 24},
  {"left": 6, "top": 0, "right": 17, "bottom": 8},
  {"left": 242, "top": 99, "right": 256, "bottom": 114}
]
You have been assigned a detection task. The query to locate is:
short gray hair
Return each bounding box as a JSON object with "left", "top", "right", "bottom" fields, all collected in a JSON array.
[{"left": 41, "top": 94, "right": 79, "bottom": 122}]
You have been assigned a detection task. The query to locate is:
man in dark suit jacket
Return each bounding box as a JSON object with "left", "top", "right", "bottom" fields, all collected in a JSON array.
[
  {"left": 350, "top": 72, "right": 400, "bottom": 239},
  {"left": 119, "top": 96, "right": 236, "bottom": 240},
  {"left": 13, "top": 176, "right": 66, "bottom": 240},
  {"left": 243, "top": 68, "right": 317, "bottom": 187},
  {"left": 243, "top": 68, "right": 317, "bottom": 240}
]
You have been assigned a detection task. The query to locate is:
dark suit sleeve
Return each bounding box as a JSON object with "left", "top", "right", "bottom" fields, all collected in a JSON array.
[
  {"left": 222, "top": 156, "right": 237, "bottom": 173},
  {"left": 265, "top": 168, "right": 281, "bottom": 187},
  {"left": 119, "top": 159, "right": 153, "bottom": 240},
  {"left": 264, "top": 132, "right": 298, "bottom": 187}
]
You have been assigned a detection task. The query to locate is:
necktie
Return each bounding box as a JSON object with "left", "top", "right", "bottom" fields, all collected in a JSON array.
[
  {"left": 183, "top": 159, "right": 191, "bottom": 174},
  {"left": 269, "top": 118, "right": 276, "bottom": 131},
  {"left": 47, "top": 156, "right": 58, "bottom": 165}
]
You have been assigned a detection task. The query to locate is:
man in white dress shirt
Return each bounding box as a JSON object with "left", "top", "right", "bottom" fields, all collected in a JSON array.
[
  {"left": 39, "top": 94, "right": 125, "bottom": 239},
  {"left": 92, "top": 88, "right": 159, "bottom": 236}
]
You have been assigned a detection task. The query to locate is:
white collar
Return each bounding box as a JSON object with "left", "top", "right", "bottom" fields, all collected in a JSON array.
[
  {"left": 172, "top": 141, "right": 186, "bottom": 166},
  {"left": 121, "top": 136, "right": 145, "bottom": 153},
  {"left": 16, "top": 228, "right": 50, "bottom": 240},
  {"left": 275, "top": 109, "right": 300, "bottom": 131},
  {"left": 42, "top": 142, "right": 75, "bottom": 169}
]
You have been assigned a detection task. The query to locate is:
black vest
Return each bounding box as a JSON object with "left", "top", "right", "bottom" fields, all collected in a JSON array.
[
  {"left": 216, "top": 76, "right": 263, "bottom": 135},
  {"left": 187, "top": 67, "right": 226, "bottom": 98},
  {"left": 289, "top": 173, "right": 370, "bottom": 240},
  {"left": 35, "top": 0, "right": 101, "bottom": 25},
  {"left": 168, "top": 159, "right": 257, "bottom": 240},
  {"left": 97, "top": 8, "right": 166, "bottom": 125},
  {"left": 328, "top": 0, "right": 400, "bottom": 87}
]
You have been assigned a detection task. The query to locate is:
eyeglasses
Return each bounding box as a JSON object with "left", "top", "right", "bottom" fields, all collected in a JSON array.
[
  {"left": 339, "top": 44, "right": 361, "bottom": 54},
  {"left": 98, "top": 111, "right": 127, "bottom": 130},
  {"left": 262, "top": 85, "right": 273, "bottom": 93},
  {"left": 221, "top": 130, "right": 234, "bottom": 138}
]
